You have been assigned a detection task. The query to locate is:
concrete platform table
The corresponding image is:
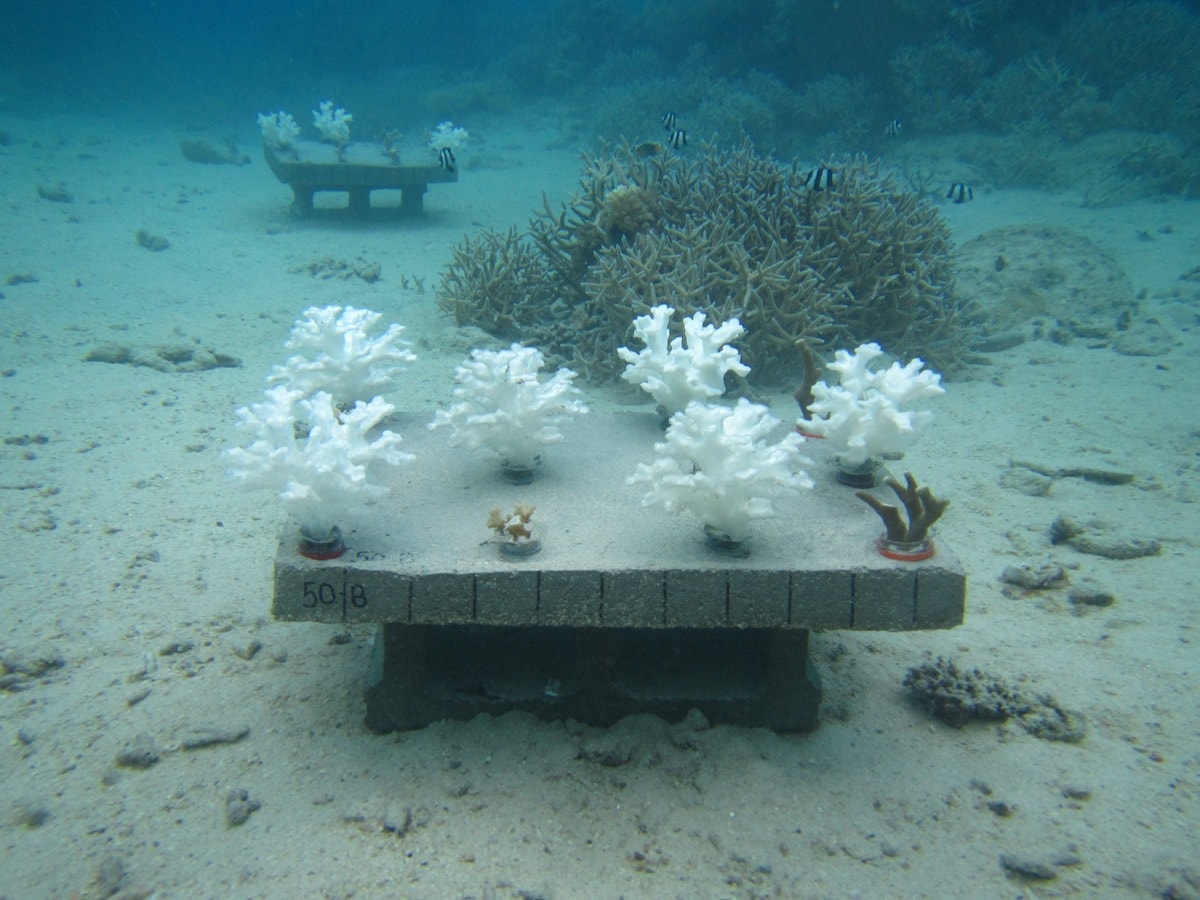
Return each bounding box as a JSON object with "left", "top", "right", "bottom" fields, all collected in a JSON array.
[
  {"left": 263, "top": 139, "right": 456, "bottom": 216},
  {"left": 273, "top": 412, "right": 966, "bottom": 732}
]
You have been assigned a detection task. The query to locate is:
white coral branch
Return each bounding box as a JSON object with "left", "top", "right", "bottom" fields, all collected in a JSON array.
[
  {"left": 429, "top": 344, "right": 588, "bottom": 469},
  {"left": 798, "top": 342, "right": 943, "bottom": 466},
  {"left": 628, "top": 399, "right": 812, "bottom": 542},
  {"left": 267, "top": 305, "right": 416, "bottom": 409},
  {"left": 313, "top": 100, "right": 352, "bottom": 145},
  {"left": 225, "top": 386, "right": 412, "bottom": 535},
  {"left": 618, "top": 305, "right": 750, "bottom": 416}
]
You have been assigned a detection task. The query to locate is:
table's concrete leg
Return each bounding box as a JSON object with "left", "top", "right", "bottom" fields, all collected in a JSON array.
[
  {"left": 763, "top": 629, "right": 822, "bottom": 732},
  {"left": 575, "top": 628, "right": 621, "bottom": 723},
  {"left": 365, "top": 624, "right": 431, "bottom": 732},
  {"left": 363, "top": 624, "right": 822, "bottom": 734},
  {"left": 400, "top": 184, "right": 427, "bottom": 215},
  {"left": 348, "top": 187, "right": 371, "bottom": 217},
  {"left": 289, "top": 186, "right": 314, "bottom": 217}
]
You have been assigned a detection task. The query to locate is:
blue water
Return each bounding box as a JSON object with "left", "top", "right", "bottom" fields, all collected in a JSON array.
[
  {"left": 6, "top": 0, "right": 1191, "bottom": 143},
  {"left": 2, "top": 1, "right": 1198, "bottom": 896}
]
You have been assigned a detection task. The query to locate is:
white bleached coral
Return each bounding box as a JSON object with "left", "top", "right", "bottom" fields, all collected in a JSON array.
[
  {"left": 313, "top": 100, "right": 352, "bottom": 146},
  {"left": 257, "top": 111, "right": 300, "bottom": 149},
  {"left": 797, "top": 342, "right": 944, "bottom": 467},
  {"left": 618, "top": 304, "right": 750, "bottom": 416},
  {"left": 267, "top": 306, "right": 416, "bottom": 410},
  {"left": 429, "top": 343, "right": 588, "bottom": 470},
  {"left": 428, "top": 121, "right": 469, "bottom": 151},
  {"left": 224, "top": 386, "right": 412, "bottom": 537},
  {"left": 628, "top": 399, "right": 813, "bottom": 544}
]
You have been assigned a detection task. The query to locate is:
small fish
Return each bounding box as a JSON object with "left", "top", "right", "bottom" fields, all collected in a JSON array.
[
  {"left": 803, "top": 164, "right": 837, "bottom": 191},
  {"left": 668, "top": 128, "right": 687, "bottom": 150},
  {"left": 884, "top": 118, "right": 902, "bottom": 137},
  {"left": 947, "top": 182, "right": 973, "bottom": 204},
  {"left": 634, "top": 141, "right": 665, "bottom": 158},
  {"left": 662, "top": 111, "right": 676, "bottom": 131},
  {"left": 438, "top": 146, "right": 456, "bottom": 173}
]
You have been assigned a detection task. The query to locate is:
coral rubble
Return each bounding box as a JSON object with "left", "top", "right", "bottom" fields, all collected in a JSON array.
[
  {"left": 440, "top": 141, "right": 963, "bottom": 383},
  {"left": 903, "top": 656, "right": 1085, "bottom": 742}
]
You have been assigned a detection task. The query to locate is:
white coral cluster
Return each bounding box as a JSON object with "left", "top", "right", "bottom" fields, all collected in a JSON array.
[
  {"left": 225, "top": 386, "right": 412, "bottom": 537},
  {"left": 267, "top": 306, "right": 416, "bottom": 410},
  {"left": 227, "top": 305, "right": 416, "bottom": 538},
  {"left": 618, "top": 304, "right": 750, "bottom": 416},
  {"left": 429, "top": 343, "right": 588, "bottom": 470},
  {"left": 313, "top": 100, "right": 352, "bottom": 145},
  {"left": 257, "top": 111, "right": 301, "bottom": 149},
  {"left": 428, "top": 121, "right": 469, "bottom": 151},
  {"left": 628, "top": 399, "right": 813, "bottom": 543},
  {"left": 797, "top": 342, "right": 944, "bottom": 466}
]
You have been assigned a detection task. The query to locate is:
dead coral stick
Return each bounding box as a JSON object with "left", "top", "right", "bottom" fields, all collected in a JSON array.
[
  {"left": 856, "top": 471, "right": 949, "bottom": 543},
  {"left": 793, "top": 340, "right": 821, "bottom": 418}
]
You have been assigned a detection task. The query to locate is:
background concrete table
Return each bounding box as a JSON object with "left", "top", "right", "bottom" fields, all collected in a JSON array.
[
  {"left": 273, "top": 412, "right": 966, "bottom": 732},
  {"left": 263, "top": 140, "right": 456, "bottom": 216}
]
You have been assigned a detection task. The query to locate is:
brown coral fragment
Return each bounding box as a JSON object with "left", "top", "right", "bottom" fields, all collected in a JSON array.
[
  {"left": 856, "top": 472, "right": 949, "bottom": 544},
  {"left": 487, "top": 503, "right": 536, "bottom": 541},
  {"left": 792, "top": 340, "right": 821, "bottom": 418}
]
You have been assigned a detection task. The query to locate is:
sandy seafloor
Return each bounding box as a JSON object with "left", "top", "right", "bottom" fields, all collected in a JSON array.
[{"left": 0, "top": 108, "right": 1197, "bottom": 899}]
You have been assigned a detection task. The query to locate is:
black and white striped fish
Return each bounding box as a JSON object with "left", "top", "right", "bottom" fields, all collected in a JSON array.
[
  {"left": 668, "top": 128, "right": 687, "bottom": 150},
  {"left": 438, "top": 146, "right": 456, "bottom": 173},
  {"left": 662, "top": 111, "right": 677, "bottom": 131},
  {"left": 803, "top": 164, "right": 837, "bottom": 191},
  {"left": 947, "top": 182, "right": 973, "bottom": 203},
  {"left": 884, "top": 118, "right": 902, "bottom": 137}
]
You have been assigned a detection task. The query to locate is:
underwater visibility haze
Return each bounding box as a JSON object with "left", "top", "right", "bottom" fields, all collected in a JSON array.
[{"left": 1, "top": 1, "right": 1198, "bottom": 896}]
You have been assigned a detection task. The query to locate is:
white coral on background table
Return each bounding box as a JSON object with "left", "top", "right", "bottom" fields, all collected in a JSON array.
[
  {"left": 618, "top": 304, "right": 750, "bottom": 417},
  {"left": 797, "top": 342, "right": 944, "bottom": 467},
  {"left": 256, "top": 110, "right": 300, "bottom": 149},
  {"left": 428, "top": 120, "right": 469, "bottom": 151},
  {"left": 224, "top": 386, "right": 412, "bottom": 537},
  {"left": 628, "top": 399, "right": 813, "bottom": 543},
  {"left": 313, "top": 100, "right": 352, "bottom": 146},
  {"left": 267, "top": 305, "right": 416, "bottom": 410},
  {"left": 429, "top": 343, "right": 588, "bottom": 470}
]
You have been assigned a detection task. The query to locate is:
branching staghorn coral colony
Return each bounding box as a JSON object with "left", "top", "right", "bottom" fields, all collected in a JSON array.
[{"left": 440, "top": 141, "right": 964, "bottom": 383}]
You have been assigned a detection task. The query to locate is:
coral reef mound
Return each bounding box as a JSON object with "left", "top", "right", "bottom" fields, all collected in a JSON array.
[{"left": 440, "top": 142, "right": 964, "bottom": 383}]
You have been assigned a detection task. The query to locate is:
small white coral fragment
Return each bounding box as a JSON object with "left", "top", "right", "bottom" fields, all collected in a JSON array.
[
  {"left": 429, "top": 343, "right": 588, "bottom": 470},
  {"left": 224, "top": 386, "right": 412, "bottom": 536},
  {"left": 618, "top": 304, "right": 750, "bottom": 416},
  {"left": 628, "top": 399, "right": 812, "bottom": 543},
  {"left": 267, "top": 305, "right": 416, "bottom": 409},
  {"left": 798, "top": 342, "right": 944, "bottom": 466}
]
